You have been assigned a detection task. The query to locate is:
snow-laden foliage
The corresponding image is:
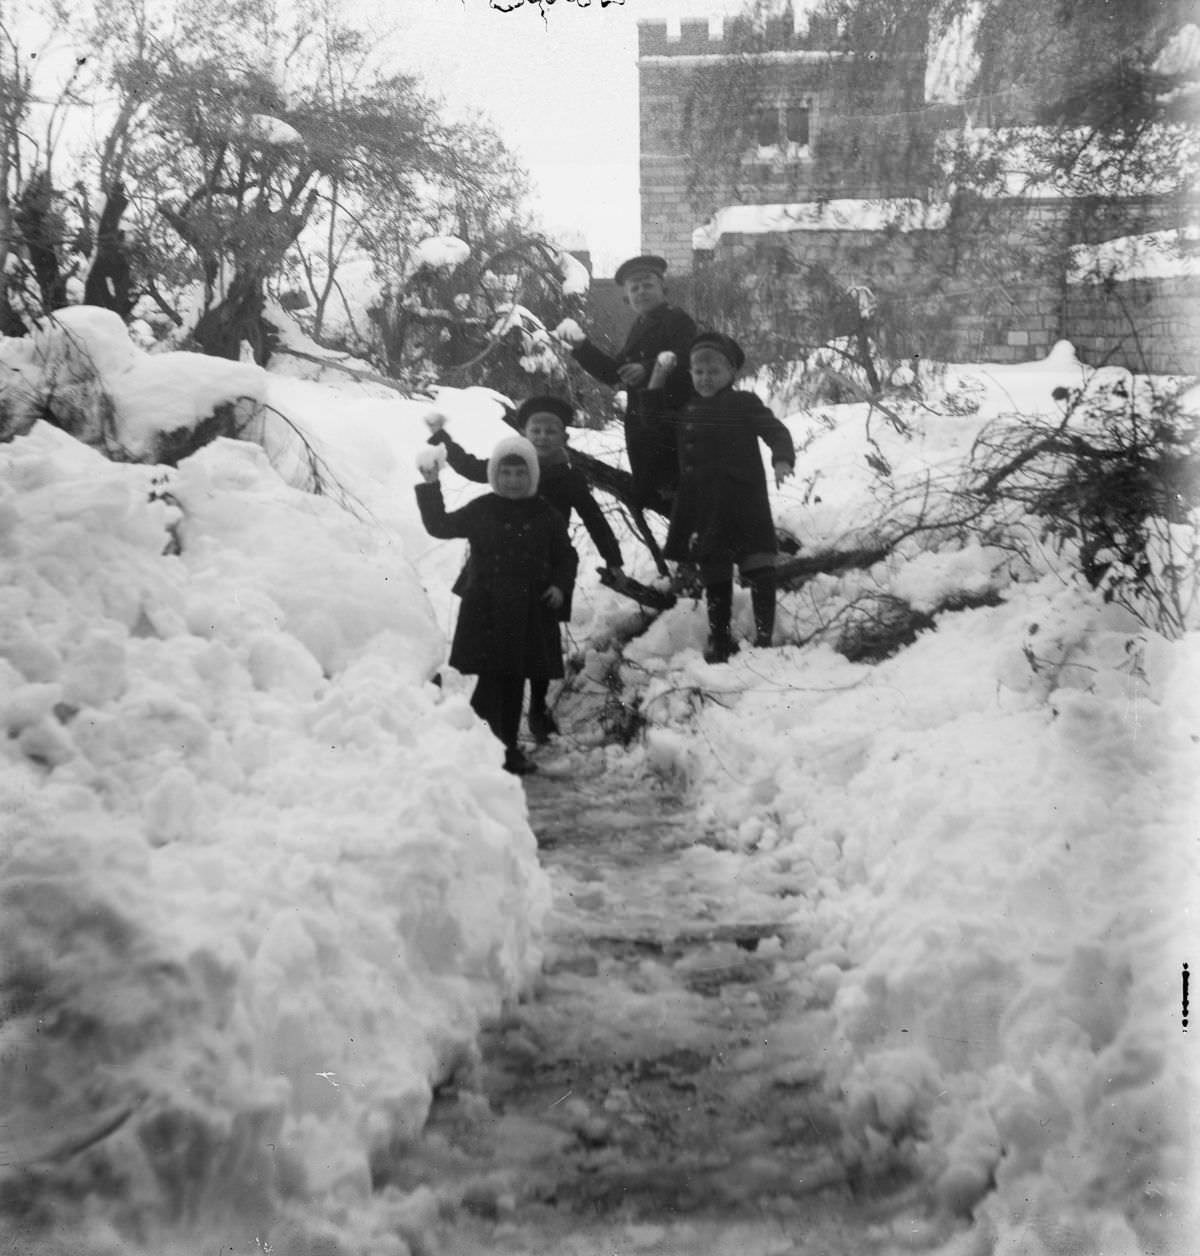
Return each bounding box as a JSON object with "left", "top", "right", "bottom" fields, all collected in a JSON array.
[{"left": 410, "top": 236, "right": 472, "bottom": 272}]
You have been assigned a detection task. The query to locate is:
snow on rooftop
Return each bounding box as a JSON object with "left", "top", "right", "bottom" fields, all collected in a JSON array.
[
  {"left": 1070, "top": 227, "right": 1200, "bottom": 284},
  {"left": 693, "top": 198, "right": 950, "bottom": 249}
]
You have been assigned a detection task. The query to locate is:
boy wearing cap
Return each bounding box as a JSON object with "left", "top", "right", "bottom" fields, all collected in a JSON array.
[
  {"left": 560, "top": 254, "right": 697, "bottom": 513},
  {"left": 426, "top": 395, "right": 623, "bottom": 742},
  {"left": 415, "top": 434, "right": 578, "bottom": 775},
  {"left": 645, "top": 331, "right": 795, "bottom": 664}
]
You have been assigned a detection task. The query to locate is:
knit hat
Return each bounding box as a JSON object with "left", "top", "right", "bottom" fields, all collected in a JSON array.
[
  {"left": 614, "top": 254, "right": 668, "bottom": 286},
  {"left": 514, "top": 395, "right": 574, "bottom": 430},
  {"left": 488, "top": 434, "right": 540, "bottom": 497},
  {"left": 689, "top": 330, "right": 746, "bottom": 371}
]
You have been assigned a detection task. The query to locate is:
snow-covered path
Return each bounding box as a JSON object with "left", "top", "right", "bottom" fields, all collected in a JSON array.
[
  {"left": 378, "top": 763, "right": 902, "bottom": 1255},
  {"left": 3, "top": 343, "right": 1192, "bottom": 1254}
]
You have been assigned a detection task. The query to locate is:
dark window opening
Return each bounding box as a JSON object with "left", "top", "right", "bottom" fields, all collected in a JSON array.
[
  {"left": 786, "top": 105, "right": 810, "bottom": 146},
  {"left": 754, "top": 108, "right": 780, "bottom": 147}
]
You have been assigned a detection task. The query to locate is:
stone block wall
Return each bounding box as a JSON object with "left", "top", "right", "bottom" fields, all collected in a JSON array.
[
  {"left": 1063, "top": 275, "right": 1200, "bottom": 375},
  {"left": 703, "top": 197, "right": 1199, "bottom": 374}
]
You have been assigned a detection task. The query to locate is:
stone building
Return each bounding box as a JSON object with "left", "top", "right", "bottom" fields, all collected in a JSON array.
[
  {"left": 634, "top": 14, "right": 1198, "bottom": 374},
  {"left": 638, "top": 10, "right": 929, "bottom": 273}
]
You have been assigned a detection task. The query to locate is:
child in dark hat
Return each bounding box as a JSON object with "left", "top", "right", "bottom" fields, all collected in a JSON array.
[
  {"left": 415, "top": 434, "right": 578, "bottom": 775},
  {"left": 557, "top": 254, "right": 697, "bottom": 514},
  {"left": 424, "top": 396, "right": 622, "bottom": 742},
  {"left": 644, "top": 331, "right": 795, "bottom": 663}
]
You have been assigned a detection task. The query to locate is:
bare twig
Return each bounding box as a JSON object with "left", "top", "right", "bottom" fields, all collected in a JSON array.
[{"left": 269, "top": 344, "right": 420, "bottom": 396}]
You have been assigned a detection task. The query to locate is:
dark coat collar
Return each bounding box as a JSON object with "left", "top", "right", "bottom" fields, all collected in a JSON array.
[
  {"left": 634, "top": 302, "right": 674, "bottom": 328},
  {"left": 689, "top": 384, "right": 737, "bottom": 405}
]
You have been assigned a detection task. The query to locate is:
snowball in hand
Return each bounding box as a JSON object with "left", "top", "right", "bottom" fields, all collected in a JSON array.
[
  {"left": 656, "top": 351, "right": 677, "bottom": 370},
  {"left": 415, "top": 445, "right": 447, "bottom": 475},
  {"left": 424, "top": 409, "right": 449, "bottom": 432},
  {"left": 554, "top": 318, "right": 586, "bottom": 347}
]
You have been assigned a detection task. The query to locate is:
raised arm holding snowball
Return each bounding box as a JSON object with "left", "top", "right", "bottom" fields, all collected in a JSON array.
[
  {"left": 565, "top": 255, "right": 697, "bottom": 514},
  {"left": 421, "top": 396, "right": 621, "bottom": 744},
  {"left": 414, "top": 434, "right": 577, "bottom": 776}
]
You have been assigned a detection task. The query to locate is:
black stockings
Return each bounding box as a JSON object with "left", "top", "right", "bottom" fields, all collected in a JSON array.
[{"left": 470, "top": 674, "right": 525, "bottom": 751}]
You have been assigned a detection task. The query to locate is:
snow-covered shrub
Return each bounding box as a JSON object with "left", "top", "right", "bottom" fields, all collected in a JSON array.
[
  {"left": 966, "top": 372, "right": 1200, "bottom": 637},
  {"left": 363, "top": 234, "right": 590, "bottom": 404},
  {"left": 0, "top": 307, "right": 269, "bottom": 466}
]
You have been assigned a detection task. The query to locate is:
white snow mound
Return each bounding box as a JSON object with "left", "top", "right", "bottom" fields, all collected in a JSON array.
[{"left": 0, "top": 421, "right": 549, "bottom": 1251}]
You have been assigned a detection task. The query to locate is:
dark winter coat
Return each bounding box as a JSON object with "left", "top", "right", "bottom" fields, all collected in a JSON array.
[
  {"left": 428, "top": 430, "right": 619, "bottom": 618},
  {"left": 644, "top": 385, "right": 796, "bottom": 565},
  {"left": 428, "top": 431, "right": 623, "bottom": 568},
  {"left": 572, "top": 302, "right": 698, "bottom": 510},
  {"left": 415, "top": 483, "right": 578, "bottom": 680}
]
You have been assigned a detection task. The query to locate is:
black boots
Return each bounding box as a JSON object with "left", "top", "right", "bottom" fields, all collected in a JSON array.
[
  {"left": 704, "top": 572, "right": 777, "bottom": 661},
  {"left": 527, "top": 677, "right": 558, "bottom": 744},
  {"left": 704, "top": 580, "right": 738, "bottom": 663},
  {"left": 527, "top": 705, "right": 558, "bottom": 744},
  {"left": 749, "top": 569, "right": 776, "bottom": 647},
  {"left": 504, "top": 746, "right": 537, "bottom": 775}
]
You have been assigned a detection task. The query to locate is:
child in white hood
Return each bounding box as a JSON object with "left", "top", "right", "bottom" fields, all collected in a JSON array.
[
  {"left": 416, "top": 435, "right": 578, "bottom": 775},
  {"left": 425, "top": 395, "right": 623, "bottom": 742}
]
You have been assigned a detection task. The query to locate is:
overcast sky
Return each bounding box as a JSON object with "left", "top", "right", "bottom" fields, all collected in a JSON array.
[
  {"left": 22, "top": 0, "right": 752, "bottom": 277},
  {"left": 389, "top": 0, "right": 758, "bottom": 274}
]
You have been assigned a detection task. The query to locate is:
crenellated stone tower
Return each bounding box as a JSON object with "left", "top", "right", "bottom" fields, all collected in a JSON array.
[{"left": 637, "top": 11, "right": 930, "bottom": 273}]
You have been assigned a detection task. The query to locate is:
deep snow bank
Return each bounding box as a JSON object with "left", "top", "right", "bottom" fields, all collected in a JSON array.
[
  {"left": 0, "top": 423, "right": 549, "bottom": 1253},
  {"left": 612, "top": 350, "right": 1199, "bottom": 1252},
  {"left": 252, "top": 338, "right": 1196, "bottom": 1252},
  {"left": 632, "top": 582, "right": 1197, "bottom": 1251}
]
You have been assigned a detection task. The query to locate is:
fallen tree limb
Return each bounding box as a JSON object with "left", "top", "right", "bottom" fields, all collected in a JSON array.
[
  {"left": 765, "top": 545, "right": 893, "bottom": 591},
  {"left": 270, "top": 345, "right": 426, "bottom": 397},
  {"left": 569, "top": 447, "right": 671, "bottom": 574},
  {"left": 568, "top": 448, "right": 663, "bottom": 517}
]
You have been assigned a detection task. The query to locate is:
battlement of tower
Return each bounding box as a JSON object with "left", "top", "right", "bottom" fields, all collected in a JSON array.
[{"left": 637, "top": 13, "right": 845, "bottom": 59}]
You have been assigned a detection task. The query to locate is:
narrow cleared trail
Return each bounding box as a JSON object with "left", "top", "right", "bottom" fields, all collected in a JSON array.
[{"left": 381, "top": 763, "right": 915, "bottom": 1255}]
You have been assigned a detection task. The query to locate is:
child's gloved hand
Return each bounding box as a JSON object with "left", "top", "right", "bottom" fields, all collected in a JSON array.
[
  {"left": 554, "top": 318, "right": 586, "bottom": 347},
  {"left": 773, "top": 460, "right": 794, "bottom": 488},
  {"left": 424, "top": 408, "right": 449, "bottom": 433},
  {"left": 415, "top": 444, "right": 447, "bottom": 482},
  {"left": 541, "top": 585, "right": 565, "bottom": 610}
]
